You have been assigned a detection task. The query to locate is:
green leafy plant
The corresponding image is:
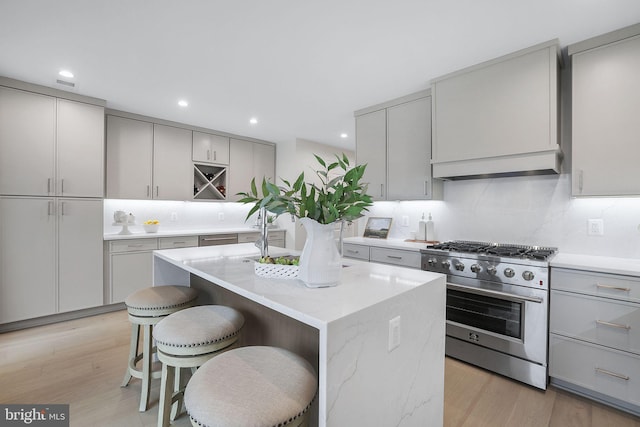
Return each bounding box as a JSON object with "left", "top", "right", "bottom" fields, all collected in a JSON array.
[{"left": 237, "top": 153, "right": 373, "bottom": 225}]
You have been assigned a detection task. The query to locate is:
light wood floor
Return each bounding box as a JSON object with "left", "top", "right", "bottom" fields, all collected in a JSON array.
[{"left": 1, "top": 311, "right": 639, "bottom": 427}]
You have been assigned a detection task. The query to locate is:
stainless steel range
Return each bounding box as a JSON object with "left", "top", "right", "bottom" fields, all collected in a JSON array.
[{"left": 421, "top": 241, "right": 557, "bottom": 390}]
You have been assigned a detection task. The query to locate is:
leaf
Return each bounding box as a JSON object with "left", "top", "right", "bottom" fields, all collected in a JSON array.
[{"left": 314, "top": 154, "right": 326, "bottom": 168}]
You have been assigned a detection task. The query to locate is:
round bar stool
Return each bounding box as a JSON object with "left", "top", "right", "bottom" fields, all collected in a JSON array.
[
  {"left": 121, "top": 285, "right": 198, "bottom": 412},
  {"left": 184, "top": 346, "right": 318, "bottom": 427},
  {"left": 153, "top": 305, "right": 245, "bottom": 427}
]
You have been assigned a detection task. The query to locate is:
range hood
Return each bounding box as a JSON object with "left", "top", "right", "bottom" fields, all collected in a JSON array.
[{"left": 432, "top": 146, "right": 563, "bottom": 180}]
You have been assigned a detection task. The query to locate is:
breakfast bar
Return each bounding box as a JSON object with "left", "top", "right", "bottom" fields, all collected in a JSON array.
[{"left": 152, "top": 243, "right": 446, "bottom": 427}]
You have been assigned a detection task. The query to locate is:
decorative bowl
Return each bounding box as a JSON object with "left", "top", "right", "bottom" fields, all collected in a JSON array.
[
  {"left": 254, "top": 262, "right": 299, "bottom": 279},
  {"left": 143, "top": 223, "right": 160, "bottom": 233}
]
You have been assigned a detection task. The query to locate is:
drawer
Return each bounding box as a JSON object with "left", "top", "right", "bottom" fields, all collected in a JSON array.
[
  {"left": 370, "top": 247, "right": 420, "bottom": 269},
  {"left": 552, "top": 268, "right": 640, "bottom": 303},
  {"left": 551, "top": 290, "right": 640, "bottom": 354},
  {"left": 159, "top": 235, "right": 199, "bottom": 249},
  {"left": 550, "top": 334, "right": 640, "bottom": 408},
  {"left": 342, "top": 243, "right": 369, "bottom": 260},
  {"left": 238, "top": 232, "right": 260, "bottom": 243},
  {"left": 109, "top": 238, "right": 158, "bottom": 253}
]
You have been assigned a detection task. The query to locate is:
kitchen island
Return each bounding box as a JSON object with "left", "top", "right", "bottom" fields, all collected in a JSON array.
[{"left": 153, "top": 243, "right": 446, "bottom": 427}]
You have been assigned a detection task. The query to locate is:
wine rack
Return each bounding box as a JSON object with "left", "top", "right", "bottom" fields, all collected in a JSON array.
[{"left": 193, "top": 163, "right": 227, "bottom": 200}]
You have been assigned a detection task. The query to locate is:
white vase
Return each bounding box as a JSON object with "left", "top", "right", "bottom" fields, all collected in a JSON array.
[{"left": 298, "top": 217, "right": 342, "bottom": 287}]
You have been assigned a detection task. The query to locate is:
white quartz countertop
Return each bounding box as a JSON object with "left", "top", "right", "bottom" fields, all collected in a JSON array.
[
  {"left": 551, "top": 253, "right": 640, "bottom": 277},
  {"left": 153, "top": 243, "right": 445, "bottom": 328},
  {"left": 104, "top": 227, "right": 282, "bottom": 241},
  {"left": 343, "top": 236, "right": 433, "bottom": 252}
]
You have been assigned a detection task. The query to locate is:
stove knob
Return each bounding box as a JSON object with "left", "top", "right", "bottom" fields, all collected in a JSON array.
[
  {"left": 470, "top": 264, "right": 481, "bottom": 273},
  {"left": 428, "top": 258, "right": 437, "bottom": 266},
  {"left": 487, "top": 266, "right": 497, "bottom": 275},
  {"left": 441, "top": 261, "right": 450, "bottom": 269},
  {"left": 522, "top": 271, "right": 535, "bottom": 281},
  {"left": 504, "top": 268, "right": 515, "bottom": 278},
  {"left": 454, "top": 262, "right": 465, "bottom": 271}
]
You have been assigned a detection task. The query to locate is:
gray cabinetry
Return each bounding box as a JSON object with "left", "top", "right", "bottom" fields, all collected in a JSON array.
[
  {"left": 370, "top": 247, "right": 421, "bottom": 269},
  {"left": 431, "top": 40, "right": 561, "bottom": 179},
  {"left": 342, "top": 243, "right": 370, "bottom": 261},
  {"left": 193, "top": 131, "right": 229, "bottom": 165},
  {"left": 570, "top": 25, "right": 640, "bottom": 196},
  {"left": 0, "top": 86, "right": 104, "bottom": 197},
  {"left": 153, "top": 124, "right": 193, "bottom": 200},
  {"left": 227, "top": 139, "right": 276, "bottom": 202},
  {"left": 355, "top": 91, "right": 441, "bottom": 201},
  {"left": 237, "top": 230, "right": 285, "bottom": 248},
  {"left": 550, "top": 267, "right": 640, "bottom": 415}
]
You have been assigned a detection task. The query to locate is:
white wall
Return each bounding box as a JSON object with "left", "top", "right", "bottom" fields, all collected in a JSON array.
[{"left": 362, "top": 173, "right": 640, "bottom": 258}]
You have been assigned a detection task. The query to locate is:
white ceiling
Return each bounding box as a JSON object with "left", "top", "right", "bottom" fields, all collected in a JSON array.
[{"left": 1, "top": 1, "right": 640, "bottom": 151}]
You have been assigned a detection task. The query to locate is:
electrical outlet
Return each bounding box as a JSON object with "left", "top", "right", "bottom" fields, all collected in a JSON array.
[
  {"left": 401, "top": 216, "right": 409, "bottom": 227},
  {"left": 218, "top": 212, "right": 224, "bottom": 221},
  {"left": 388, "top": 316, "right": 401, "bottom": 352},
  {"left": 588, "top": 219, "right": 604, "bottom": 236},
  {"left": 170, "top": 212, "right": 178, "bottom": 222}
]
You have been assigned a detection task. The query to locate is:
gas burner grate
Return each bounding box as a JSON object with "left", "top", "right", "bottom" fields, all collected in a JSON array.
[{"left": 430, "top": 241, "right": 557, "bottom": 261}]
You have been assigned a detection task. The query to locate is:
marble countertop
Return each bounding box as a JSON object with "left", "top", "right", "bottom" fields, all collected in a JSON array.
[
  {"left": 104, "top": 227, "right": 283, "bottom": 241},
  {"left": 343, "top": 236, "right": 433, "bottom": 252},
  {"left": 153, "top": 243, "right": 445, "bottom": 328},
  {"left": 551, "top": 253, "right": 640, "bottom": 277}
]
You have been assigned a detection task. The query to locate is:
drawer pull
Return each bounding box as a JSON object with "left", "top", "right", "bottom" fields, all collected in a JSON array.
[
  {"left": 127, "top": 244, "right": 144, "bottom": 248},
  {"left": 595, "top": 367, "right": 629, "bottom": 381},
  {"left": 346, "top": 249, "right": 359, "bottom": 254},
  {"left": 596, "top": 283, "right": 631, "bottom": 292},
  {"left": 596, "top": 320, "right": 631, "bottom": 330},
  {"left": 387, "top": 255, "right": 403, "bottom": 260},
  {"left": 172, "top": 241, "right": 186, "bottom": 245}
]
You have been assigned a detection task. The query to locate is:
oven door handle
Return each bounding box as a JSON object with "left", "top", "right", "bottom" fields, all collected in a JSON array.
[{"left": 447, "top": 283, "right": 544, "bottom": 304}]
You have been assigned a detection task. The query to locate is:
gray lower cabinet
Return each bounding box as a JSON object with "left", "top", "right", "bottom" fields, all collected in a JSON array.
[
  {"left": 342, "top": 242, "right": 420, "bottom": 269},
  {"left": 342, "top": 243, "right": 370, "bottom": 261},
  {"left": 107, "top": 236, "right": 198, "bottom": 304},
  {"left": 550, "top": 267, "right": 640, "bottom": 415},
  {"left": 237, "top": 230, "right": 285, "bottom": 248}
]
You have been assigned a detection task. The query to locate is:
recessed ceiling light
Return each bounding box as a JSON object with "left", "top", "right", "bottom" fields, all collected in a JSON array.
[
  {"left": 178, "top": 100, "right": 188, "bottom": 107},
  {"left": 249, "top": 117, "right": 258, "bottom": 125},
  {"left": 340, "top": 133, "right": 348, "bottom": 139},
  {"left": 59, "top": 70, "right": 74, "bottom": 78}
]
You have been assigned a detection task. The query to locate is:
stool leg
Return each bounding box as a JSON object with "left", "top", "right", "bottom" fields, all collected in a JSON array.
[
  {"left": 140, "top": 324, "right": 153, "bottom": 412},
  {"left": 158, "top": 362, "right": 175, "bottom": 427},
  {"left": 121, "top": 323, "right": 140, "bottom": 387},
  {"left": 170, "top": 366, "right": 182, "bottom": 420}
]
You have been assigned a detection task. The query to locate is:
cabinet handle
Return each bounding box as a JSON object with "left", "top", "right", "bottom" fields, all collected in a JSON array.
[
  {"left": 172, "top": 241, "right": 186, "bottom": 245},
  {"left": 61, "top": 201, "right": 66, "bottom": 216},
  {"left": 146, "top": 185, "right": 150, "bottom": 197},
  {"left": 387, "top": 255, "right": 403, "bottom": 260},
  {"left": 596, "top": 319, "right": 631, "bottom": 330},
  {"left": 578, "top": 169, "right": 584, "bottom": 193},
  {"left": 424, "top": 180, "right": 428, "bottom": 196},
  {"left": 47, "top": 178, "right": 52, "bottom": 195},
  {"left": 61, "top": 179, "right": 65, "bottom": 195},
  {"left": 596, "top": 283, "right": 631, "bottom": 292},
  {"left": 155, "top": 186, "right": 159, "bottom": 197},
  {"left": 380, "top": 184, "right": 384, "bottom": 197},
  {"left": 595, "top": 367, "right": 629, "bottom": 381},
  {"left": 207, "top": 149, "right": 211, "bottom": 160},
  {"left": 48, "top": 201, "right": 54, "bottom": 216},
  {"left": 214, "top": 150, "right": 217, "bottom": 161},
  {"left": 346, "top": 249, "right": 359, "bottom": 254},
  {"left": 127, "top": 244, "right": 144, "bottom": 248}
]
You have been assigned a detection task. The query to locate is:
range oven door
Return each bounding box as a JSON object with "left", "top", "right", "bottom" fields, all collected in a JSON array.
[{"left": 445, "top": 276, "right": 548, "bottom": 365}]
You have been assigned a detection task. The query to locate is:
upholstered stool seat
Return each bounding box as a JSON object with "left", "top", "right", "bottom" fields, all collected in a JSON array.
[
  {"left": 184, "top": 346, "right": 318, "bottom": 427},
  {"left": 153, "top": 305, "right": 245, "bottom": 427},
  {"left": 121, "top": 285, "right": 198, "bottom": 412}
]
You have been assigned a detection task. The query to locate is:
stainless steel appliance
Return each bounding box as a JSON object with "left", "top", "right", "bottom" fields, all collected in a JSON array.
[
  {"left": 199, "top": 233, "right": 238, "bottom": 246},
  {"left": 421, "top": 241, "right": 556, "bottom": 390}
]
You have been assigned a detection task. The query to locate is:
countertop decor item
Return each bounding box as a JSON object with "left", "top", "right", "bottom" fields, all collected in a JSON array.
[
  {"left": 238, "top": 154, "right": 372, "bottom": 287},
  {"left": 143, "top": 219, "right": 160, "bottom": 233}
]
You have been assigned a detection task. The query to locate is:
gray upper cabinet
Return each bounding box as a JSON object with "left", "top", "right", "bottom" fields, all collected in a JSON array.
[
  {"left": 356, "top": 91, "right": 442, "bottom": 201},
  {"left": 227, "top": 139, "right": 276, "bottom": 202},
  {"left": 0, "top": 86, "right": 104, "bottom": 197},
  {"left": 193, "top": 131, "right": 230, "bottom": 165},
  {"left": 152, "top": 124, "right": 193, "bottom": 200},
  {"left": 570, "top": 24, "right": 640, "bottom": 196},
  {"left": 431, "top": 40, "right": 561, "bottom": 179}
]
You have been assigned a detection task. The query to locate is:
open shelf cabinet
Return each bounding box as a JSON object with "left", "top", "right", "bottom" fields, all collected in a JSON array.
[{"left": 193, "top": 163, "right": 227, "bottom": 200}]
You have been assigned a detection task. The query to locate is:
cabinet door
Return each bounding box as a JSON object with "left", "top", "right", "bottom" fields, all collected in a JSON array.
[
  {"left": 387, "top": 97, "right": 433, "bottom": 200},
  {"left": 58, "top": 199, "right": 103, "bottom": 312},
  {"left": 228, "top": 138, "right": 254, "bottom": 202},
  {"left": 110, "top": 252, "right": 154, "bottom": 303},
  {"left": 0, "top": 197, "right": 56, "bottom": 323},
  {"left": 193, "top": 131, "right": 230, "bottom": 165},
  {"left": 153, "top": 124, "right": 193, "bottom": 200},
  {"left": 0, "top": 87, "right": 56, "bottom": 196},
  {"left": 356, "top": 109, "right": 386, "bottom": 200},
  {"left": 253, "top": 143, "right": 275, "bottom": 183},
  {"left": 106, "top": 115, "right": 153, "bottom": 199},
  {"left": 57, "top": 99, "right": 105, "bottom": 197},
  {"left": 572, "top": 35, "right": 640, "bottom": 196}
]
